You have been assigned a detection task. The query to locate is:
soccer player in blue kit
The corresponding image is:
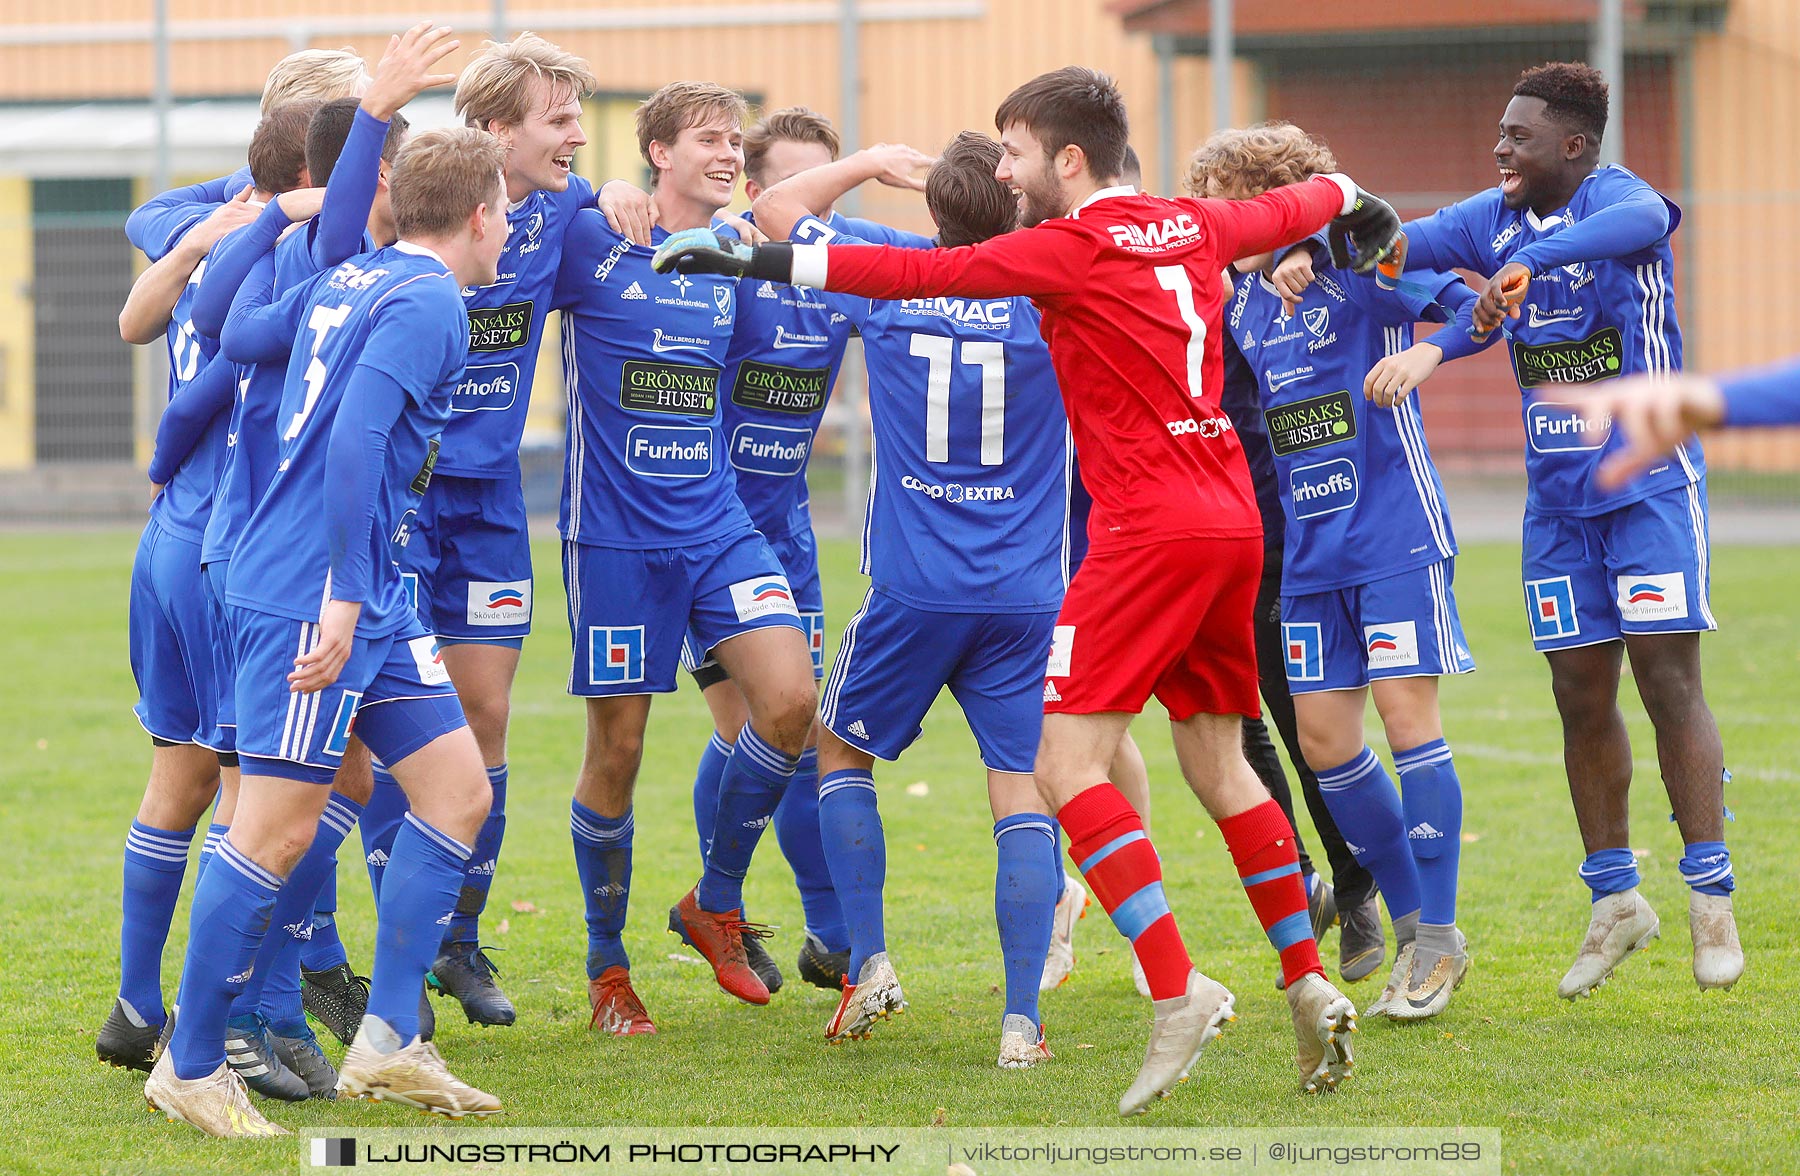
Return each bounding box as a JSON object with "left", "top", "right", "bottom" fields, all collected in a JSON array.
[
  {"left": 752, "top": 131, "right": 1072, "bottom": 1066},
  {"left": 675, "top": 111, "right": 935, "bottom": 995},
  {"left": 1192, "top": 122, "right": 1488, "bottom": 1021},
  {"left": 552, "top": 82, "right": 819, "bottom": 1033},
  {"left": 1398, "top": 63, "right": 1742, "bottom": 996},
  {"left": 144, "top": 128, "right": 512, "bottom": 1137}
]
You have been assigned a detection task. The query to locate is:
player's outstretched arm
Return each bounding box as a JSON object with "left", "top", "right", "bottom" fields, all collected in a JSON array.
[
  {"left": 219, "top": 266, "right": 312, "bottom": 366},
  {"left": 752, "top": 143, "right": 933, "bottom": 241},
  {"left": 1575, "top": 373, "right": 1724, "bottom": 490},
  {"left": 119, "top": 187, "right": 260, "bottom": 344},
  {"left": 146, "top": 353, "right": 238, "bottom": 486},
  {"left": 190, "top": 189, "right": 319, "bottom": 338},
  {"left": 126, "top": 172, "right": 247, "bottom": 260}
]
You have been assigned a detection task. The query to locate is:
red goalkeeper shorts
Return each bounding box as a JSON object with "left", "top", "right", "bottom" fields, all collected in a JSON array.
[{"left": 1044, "top": 535, "right": 1262, "bottom": 722}]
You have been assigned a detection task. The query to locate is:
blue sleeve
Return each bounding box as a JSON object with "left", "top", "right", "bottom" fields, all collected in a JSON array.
[
  {"left": 125, "top": 170, "right": 248, "bottom": 261},
  {"left": 796, "top": 216, "right": 875, "bottom": 327},
  {"left": 191, "top": 200, "right": 293, "bottom": 339},
  {"left": 552, "top": 211, "right": 606, "bottom": 311},
  {"left": 312, "top": 109, "right": 388, "bottom": 271},
  {"left": 1510, "top": 185, "right": 1673, "bottom": 274},
  {"left": 1401, "top": 201, "right": 1486, "bottom": 273},
  {"left": 1348, "top": 267, "right": 1455, "bottom": 328},
  {"left": 323, "top": 367, "right": 409, "bottom": 603},
  {"left": 147, "top": 355, "right": 237, "bottom": 484},
  {"left": 364, "top": 281, "right": 462, "bottom": 407},
  {"left": 831, "top": 214, "right": 935, "bottom": 251},
  {"left": 569, "top": 173, "right": 598, "bottom": 211},
  {"left": 1720, "top": 358, "right": 1800, "bottom": 427},
  {"left": 221, "top": 273, "right": 312, "bottom": 366}
]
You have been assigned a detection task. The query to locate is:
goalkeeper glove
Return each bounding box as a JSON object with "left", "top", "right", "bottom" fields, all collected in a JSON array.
[
  {"left": 650, "top": 228, "right": 795, "bottom": 283},
  {"left": 1470, "top": 262, "right": 1529, "bottom": 343},
  {"left": 1327, "top": 185, "right": 1404, "bottom": 277}
]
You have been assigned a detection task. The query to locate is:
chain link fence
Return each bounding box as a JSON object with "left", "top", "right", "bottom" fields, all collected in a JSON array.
[{"left": 1, "top": 0, "right": 1794, "bottom": 526}]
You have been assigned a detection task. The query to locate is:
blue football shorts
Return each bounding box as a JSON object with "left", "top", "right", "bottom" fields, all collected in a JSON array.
[
  {"left": 1281, "top": 557, "right": 1476, "bottom": 694},
  {"left": 399, "top": 473, "right": 532, "bottom": 646}
]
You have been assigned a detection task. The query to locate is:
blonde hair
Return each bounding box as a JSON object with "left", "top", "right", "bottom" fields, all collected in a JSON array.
[
  {"left": 635, "top": 81, "right": 749, "bottom": 178},
  {"left": 1182, "top": 121, "right": 1338, "bottom": 200},
  {"left": 455, "top": 32, "right": 597, "bottom": 130},
  {"left": 390, "top": 128, "right": 509, "bottom": 239},
  {"left": 260, "top": 48, "right": 367, "bottom": 116},
  {"left": 743, "top": 107, "right": 840, "bottom": 186}
]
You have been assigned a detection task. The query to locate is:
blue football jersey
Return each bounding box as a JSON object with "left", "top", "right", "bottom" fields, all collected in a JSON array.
[
  {"left": 553, "top": 212, "right": 750, "bottom": 549},
  {"left": 808, "top": 217, "right": 1072, "bottom": 612},
  {"left": 1229, "top": 266, "right": 1458, "bottom": 595},
  {"left": 722, "top": 212, "right": 934, "bottom": 540},
  {"left": 1405, "top": 165, "right": 1702, "bottom": 516},
  {"left": 149, "top": 243, "right": 231, "bottom": 544},
  {"left": 227, "top": 244, "right": 466, "bottom": 638},
  {"left": 443, "top": 175, "right": 594, "bottom": 478}
]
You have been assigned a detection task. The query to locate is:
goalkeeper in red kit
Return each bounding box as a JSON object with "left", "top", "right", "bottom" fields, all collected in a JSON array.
[{"left": 655, "top": 67, "right": 1404, "bottom": 1113}]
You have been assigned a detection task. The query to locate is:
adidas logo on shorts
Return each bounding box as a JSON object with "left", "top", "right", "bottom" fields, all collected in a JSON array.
[
  {"left": 1408, "top": 822, "right": 1445, "bottom": 840},
  {"left": 436, "top": 912, "right": 453, "bottom": 925},
  {"left": 847, "top": 720, "right": 869, "bottom": 739},
  {"left": 621, "top": 281, "right": 647, "bottom": 300},
  {"left": 1042, "top": 681, "right": 1062, "bottom": 702},
  {"left": 366, "top": 849, "right": 389, "bottom": 867},
  {"left": 226, "top": 966, "right": 254, "bottom": 984}
]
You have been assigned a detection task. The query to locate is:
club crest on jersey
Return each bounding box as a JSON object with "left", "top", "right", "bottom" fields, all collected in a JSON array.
[
  {"left": 1107, "top": 214, "right": 1200, "bottom": 251},
  {"left": 518, "top": 210, "right": 543, "bottom": 255},
  {"left": 1363, "top": 621, "right": 1420, "bottom": 670},
  {"left": 1304, "top": 307, "right": 1330, "bottom": 337},
  {"left": 468, "top": 580, "right": 531, "bottom": 627},
  {"left": 1525, "top": 576, "right": 1580, "bottom": 640},
  {"left": 1616, "top": 573, "right": 1688, "bottom": 623},
  {"left": 588, "top": 626, "right": 645, "bottom": 685},
  {"left": 1283, "top": 623, "right": 1323, "bottom": 683},
  {"left": 728, "top": 575, "right": 800, "bottom": 622},
  {"left": 713, "top": 283, "right": 734, "bottom": 327},
  {"left": 408, "top": 636, "right": 452, "bottom": 687}
]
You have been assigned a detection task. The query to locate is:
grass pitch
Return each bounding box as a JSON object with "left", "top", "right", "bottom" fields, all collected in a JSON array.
[{"left": 2, "top": 531, "right": 1796, "bottom": 1174}]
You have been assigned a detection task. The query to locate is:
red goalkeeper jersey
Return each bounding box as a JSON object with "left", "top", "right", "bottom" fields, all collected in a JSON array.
[{"left": 793, "top": 176, "right": 1353, "bottom": 554}]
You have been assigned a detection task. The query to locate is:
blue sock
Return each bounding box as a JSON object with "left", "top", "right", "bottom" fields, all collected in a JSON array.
[
  {"left": 367, "top": 813, "right": 469, "bottom": 1043},
  {"left": 167, "top": 839, "right": 281, "bottom": 1080},
  {"left": 194, "top": 821, "right": 229, "bottom": 884},
  {"left": 233, "top": 794, "right": 361, "bottom": 1034},
  {"left": 819, "top": 769, "right": 885, "bottom": 979},
  {"left": 118, "top": 820, "right": 195, "bottom": 1026},
  {"left": 446, "top": 764, "right": 507, "bottom": 948},
  {"left": 1680, "top": 841, "right": 1735, "bottom": 896},
  {"left": 1394, "top": 739, "right": 1463, "bottom": 926},
  {"left": 698, "top": 725, "right": 797, "bottom": 912},
  {"left": 300, "top": 867, "right": 347, "bottom": 972},
  {"left": 1578, "top": 848, "right": 1640, "bottom": 902},
  {"left": 691, "top": 731, "right": 733, "bottom": 866},
  {"left": 1315, "top": 747, "right": 1422, "bottom": 925},
  {"left": 571, "top": 801, "right": 633, "bottom": 978},
  {"left": 775, "top": 747, "right": 847, "bottom": 951},
  {"left": 993, "top": 814, "right": 1057, "bottom": 1025},
  {"left": 360, "top": 763, "right": 409, "bottom": 900}
]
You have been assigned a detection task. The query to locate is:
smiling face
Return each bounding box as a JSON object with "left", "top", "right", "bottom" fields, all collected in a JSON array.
[
  {"left": 1495, "top": 95, "right": 1583, "bottom": 213},
  {"left": 995, "top": 122, "right": 1067, "bottom": 229},
  {"left": 493, "top": 76, "right": 586, "bottom": 199},
  {"left": 653, "top": 115, "right": 745, "bottom": 214}
]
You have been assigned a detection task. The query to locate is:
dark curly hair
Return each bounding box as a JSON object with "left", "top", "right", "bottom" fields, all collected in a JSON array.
[{"left": 1514, "top": 62, "right": 1609, "bottom": 144}]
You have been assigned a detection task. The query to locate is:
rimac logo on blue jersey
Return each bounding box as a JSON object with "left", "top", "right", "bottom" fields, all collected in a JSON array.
[
  {"left": 1283, "top": 623, "right": 1323, "bottom": 682},
  {"left": 1525, "top": 576, "right": 1580, "bottom": 640},
  {"left": 589, "top": 625, "right": 645, "bottom": 685},
  {"left": 626, "top": 424, "right": 712, "bottom": 479},
  {"left": 1289, "top": 458, "right": 1358, "bottom": 519},
  {"left": 730, "top": 423, "right": 811, "bottom": 476}
]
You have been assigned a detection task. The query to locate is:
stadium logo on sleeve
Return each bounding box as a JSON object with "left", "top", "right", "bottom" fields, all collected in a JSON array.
[
  {"left": 1616, "top": 573, "right": 1688, "bottom": 622},
  {"left": 408, "top": 637, "right": 452, "bottom": 687},
  {"left": 1289, "top": 458, "right": 1358, "bottom": 519},
  {"left": 1363, "top": 621, "right": 1421, "bottom": 670},
  {"left": 467, "top": 581, "right": 531, "bottom": 627},
  {"left": 1264, "top": 390, "right": 1356, "bottom": 456},
  {"left": 588, "top": 626, "right": 646, "bottom": 685},
  {"left": 1282, "top": 623, "right": 1324, "bottom": 683},
  {"left": 1525, "top": 576, "right": 1580, "bottom": 640},
  {"left": 625, "top": 425, "right": 713, "bottom": 478},
  {"left": 730, "top": 423, "right": 812, "bottom": 476},
  {"left": 729, "top": 575, "right": 801, "bottom": 622},
  {"left": 733, "top": 361, "right": 829, "bottom": 413}
]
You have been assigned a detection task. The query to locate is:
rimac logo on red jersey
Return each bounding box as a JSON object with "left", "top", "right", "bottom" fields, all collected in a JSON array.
[{"left": 1108, "top": 214, "right": 1201, "bottom": 251}]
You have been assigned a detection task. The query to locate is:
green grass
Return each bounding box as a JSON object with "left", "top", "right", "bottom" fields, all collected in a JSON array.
[{"left": 3, "top": 532, "right": 1797, "bottom": 1174}]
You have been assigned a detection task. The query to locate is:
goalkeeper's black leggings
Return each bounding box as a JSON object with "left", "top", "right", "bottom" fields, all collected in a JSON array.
[{"left": 1243, "top": 546, "right": 1377, "bottom": 909}]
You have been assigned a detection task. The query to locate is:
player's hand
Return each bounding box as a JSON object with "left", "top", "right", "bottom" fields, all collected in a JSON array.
[
  {"left": 1472, "top": 262, "right": 1529, "bottom": 342},
  {"left": 362, "top": 22, "right": 460, "bottom": 121},
  {"left": 275, "top": 186, "right": 327, "bottom": 224},
  {"left": 1364, "top": 340, "right": 1444, "bottom": 407},
  {"left": 598, "top": 179, "right": 656, "bottom": 246},
  {"left": 290, "top": 599, "right": 362, "bottom": 693},
  {"left": 714, "top": 212, "right": 769, "bottom": 246},
  {"left": 651, "top": 228, "right": 756, "bottom": 277},
  {"left": 1574, "top": 373, "right": 1725, "bottom": 489},
  {"left": 860, "top": 143, "right": 934, "bottom": 191},
  {"left": 148, "top": 482, "right": 164, "bottom": 505},
  {"left": 1327, "top": 184, "right": 1404, "bottom": 276},
  {"left": 1270, "top": 246, "right": 1317, "bottom": 318},
  {"left": 188, "top": 185, "right": 260, "bottom": 250}
]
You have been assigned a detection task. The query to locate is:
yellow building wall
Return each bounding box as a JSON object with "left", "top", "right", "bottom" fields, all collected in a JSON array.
[{"left": 0, "top": 178, "right": 32, "bottom": 469}]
